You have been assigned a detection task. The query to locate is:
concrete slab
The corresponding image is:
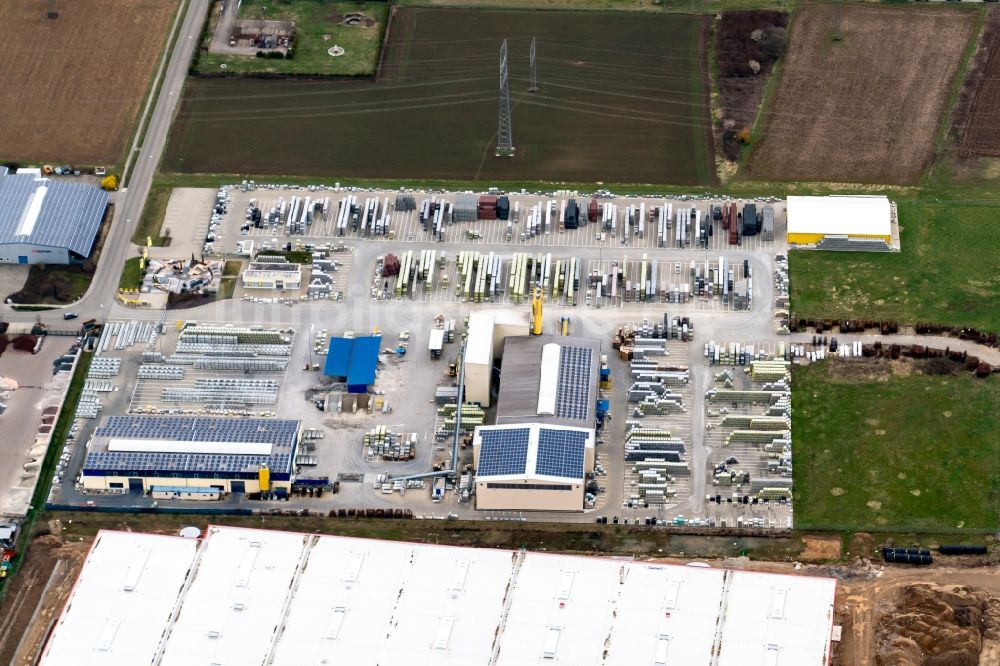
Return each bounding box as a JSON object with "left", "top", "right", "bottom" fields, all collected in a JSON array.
[{"left": 158, "top": 188, "right": 216, "bottom": 259}]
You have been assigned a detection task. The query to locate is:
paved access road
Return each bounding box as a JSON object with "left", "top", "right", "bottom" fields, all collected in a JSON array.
[{"left": 0, "top": 0, "right": 210, "bottom": 325}]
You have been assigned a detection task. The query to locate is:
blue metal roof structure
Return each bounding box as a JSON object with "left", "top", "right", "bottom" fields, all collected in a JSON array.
[
  {"left": 478, "top": 428, "right": 531, "bottom": 477},
  {"left": 0, "top": 170, "right": 108, "bottom": 257},
  {"left": 323, "top": 335, "right": 381, "bottom": 393},
  {"left": 535, "top": 428, "right": 587, "bottom": 479},
  {"left": 82, "top": 416, "right": 300, "bottom": 479}
]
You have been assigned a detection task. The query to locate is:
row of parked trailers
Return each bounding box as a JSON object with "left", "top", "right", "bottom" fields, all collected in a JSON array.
[{"left": 335, "top": 196, "right": 393, "bottom": 237}]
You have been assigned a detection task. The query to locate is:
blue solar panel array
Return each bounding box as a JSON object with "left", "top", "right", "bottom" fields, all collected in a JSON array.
[
  {"left": 83, "top": 416, "right": 299, "bottom": 476},
  {"left": 535, "top": 428, "right": 587, "bottom": 479},
  {"left": 0, "top": 171, "right": 108, "bottom": 257},
  {"left": 556, "top": 346, "right": 593, "bottom": 421},
  {"left": 477, "top": 427, "right": 531, "bottom": 477}
]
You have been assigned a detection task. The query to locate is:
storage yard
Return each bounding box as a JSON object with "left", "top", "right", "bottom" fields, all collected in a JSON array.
[
  {"left": 167, "top": 8, "right": 714, "bottom": 183},
  {"left": 748, "top": 4, "right": 977, "bottom": 184},
  {"left": 0, "top": 0, "right": 179, "bottom": 164}
]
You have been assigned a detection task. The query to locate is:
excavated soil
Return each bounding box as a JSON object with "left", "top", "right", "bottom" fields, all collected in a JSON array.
[{"left": 874, "top": 583, "right": 1000, "bottom": 666}]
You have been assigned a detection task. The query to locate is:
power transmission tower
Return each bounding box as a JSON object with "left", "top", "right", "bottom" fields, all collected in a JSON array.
[
  {"left": 831, "top": 1, "right": 843, "bottom": 42},
  {"left": 496, "top": 39, "right": 514, "bottom": 157},
  {"left": 528, "top": 37, "right": 539, "bottom": 93},
  {"left": 47, "top": 0, "right": 59, "bottom": 19}
]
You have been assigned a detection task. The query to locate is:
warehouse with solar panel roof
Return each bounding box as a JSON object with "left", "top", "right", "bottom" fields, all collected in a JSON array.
[{"left": 473, "top": 335, "right": 601, "bottom": 511}]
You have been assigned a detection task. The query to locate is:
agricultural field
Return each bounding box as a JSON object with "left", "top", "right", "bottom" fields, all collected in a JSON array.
[
  {"left": 166, "top": 8, "right": 715, "bottom": 184},
  {"left": 792, "top": 360, "right": 1000, "bottom": 531},
  {"left": 0, "top": 0, "right": 179, "bottom": 166},
  {"left": 747, "top": 5, "right": 977, "bottom": 184},
  {"left": 789, "top": 200, "right": 1000, "bottom": 333},
  {"left": 957, "top": 11, "right": 1000, "bottom": 158},
  {"left": 195, "top": 0, "right": 388, "bottom": 76}
]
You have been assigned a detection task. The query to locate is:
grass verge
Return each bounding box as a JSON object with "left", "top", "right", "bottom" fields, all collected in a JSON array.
[
  {"left": 132, "top": 181, "right": 172, "bottom": 246},
  {"left": 789, "top": 199, "right": 1000, "bottom": 332},
  {"left": 792, "top": 360, "right": 1000, "bottom": 532},
  {"left": 119, "top": 257, "right": 144, "bottom": 291}
]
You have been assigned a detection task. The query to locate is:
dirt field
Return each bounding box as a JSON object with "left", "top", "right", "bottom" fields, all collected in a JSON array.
[
  {"left": 0, "top": 527, "right": 89, "bottom": 665},
  {"left": 748, "top": 5, "right": 977, "bottom": 184},
  {"left": 959, "top": 12, "right": 1000, "bottom": 157},
  {"left": 833, "top": 567, "right": 1000, "bottom": 666},
  {"left": 167, "top": 8, "right": 715, "bottom": 184},
  {"left": 0, "top": 0, "right": 179, "bottom": 165}
]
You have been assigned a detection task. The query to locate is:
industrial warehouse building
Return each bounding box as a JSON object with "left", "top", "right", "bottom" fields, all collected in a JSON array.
[
  {"left": 463, "top": 310, "right": 530, "bottom": 406},
  {"left": 240, "top": 258, "right": 302, "bottom": 289},
  {"left": 473, "top": 424, "right": 594, "bottom": 511},
  {"left": 80, "top": 415, "right": 301, "bottom": 495},
  {"left": 41, "top": 527, "right": 838, "bottom": 666},
  {"left": 323, "top": 335, "right": 381, "bottom": 393},
  {"left": 786, "top": 195, "right": 894, "bottom": 251},
  {"left": 472, "top": 335, "right": 601, "bottom": 511},
  {"left": 0, "top": 167, "right": 108, "bottom": 265}
]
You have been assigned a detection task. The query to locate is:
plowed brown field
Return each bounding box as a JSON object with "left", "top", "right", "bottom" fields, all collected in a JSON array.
[
  {"left": 0, "top": 0, "right": 179, "bottom": 166},
  {"left": 748, "top": 5, "right": 976, "bottom": 184},
  {"left": 960, "top": 14, "right": 1000, "bottom": 157}
]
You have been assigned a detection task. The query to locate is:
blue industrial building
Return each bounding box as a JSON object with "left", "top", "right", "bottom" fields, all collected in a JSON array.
[
  {"left": 323, "top": 335, "right": 381, "bottom": 393},
  {"left": 0, "top": 167, "right": 109, "bottom": 265}
]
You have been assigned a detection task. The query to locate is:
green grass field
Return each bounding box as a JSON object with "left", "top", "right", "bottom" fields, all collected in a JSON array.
[
  {"left": 789, "top": 200, "right": 1000, "bottom": 332},
  {"left": 119, "top": 257, "right": 144, "bottom": 291},
  {"left": 792, "top": 361, "right": 1000, "bottom": 531},
  {"left": 167, "top": 8, "right": 714, "bottom": 184},
  {"left": 195, "top": 0, "right": 387, "bottom": 76}
]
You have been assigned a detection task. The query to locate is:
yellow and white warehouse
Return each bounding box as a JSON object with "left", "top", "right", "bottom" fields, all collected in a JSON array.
[{"left": 786, "top": 195, "right": 893, "bottom": 248}]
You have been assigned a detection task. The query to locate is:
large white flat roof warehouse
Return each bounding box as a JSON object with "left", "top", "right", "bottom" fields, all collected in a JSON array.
[
  {"left": 786, "top": 195, "right": 892, "bottom": 237},
  {"left": 41, "top": 527, "right": 836, "bottom": 666},
  {"left": 39, "top": 531, "right": 198, "bottom": 666}
]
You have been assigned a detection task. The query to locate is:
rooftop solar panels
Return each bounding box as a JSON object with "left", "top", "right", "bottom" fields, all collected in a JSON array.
[
  {"left": 477, "top": 427, "right": 531, "bottom": 477},
  {"left": 83, "top": 416, "right": 299, "bottom": 477},
  {"left": 556, "top": 346, "right": 592, "bottom": 421},
  {"left": 535, "top": 428, "right": 587, "bottom": 479}
]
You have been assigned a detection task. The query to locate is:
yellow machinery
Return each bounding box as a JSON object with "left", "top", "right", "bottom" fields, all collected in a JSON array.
[
  {"left": 560, "top": 316, "right": 570, "bottom": 336},
  {"left": 258, "top": 465, "right": 271, "bottom": 493},
  {"left": 530, "top": 288, "right": 543, "bottom": 335}
]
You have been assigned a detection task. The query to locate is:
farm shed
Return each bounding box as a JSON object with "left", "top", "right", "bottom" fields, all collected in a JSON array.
[
  {"left": 0, "top": 167, "right": 108, "bottom": 265},
  {"left": 786, "top": 195, "right": 892, "bottom": 251},
  {"left": 324, "top": 335, "right": 381, "bottom": 393},
  {"left": 41, "top": 528, "right": 837, "bottom": 666}
]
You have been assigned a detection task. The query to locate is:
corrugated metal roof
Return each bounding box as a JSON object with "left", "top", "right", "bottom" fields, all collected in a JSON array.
[
  {"left": 0, "top": 172, "right": 108, "bottom": 256},
  {"left": 323, "top": 336, "right": 380, "bottom": 389}
]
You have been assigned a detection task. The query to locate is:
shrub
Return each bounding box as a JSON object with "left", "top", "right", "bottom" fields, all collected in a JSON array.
[{"left": 100, "top": 174, "right": 118, "bottom": 191}]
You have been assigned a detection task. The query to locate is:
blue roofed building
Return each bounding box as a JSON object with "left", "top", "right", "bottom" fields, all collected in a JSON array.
[
  {"left": 472, "top": 423, "right": 593, "bottom": 511},
  {"left": 0, "top": 167, "right": 109, "bottom": 265},
  {"left": 323, "top": 335, "right": 381, "bottom": 393},
  {"left": 80, "top": 415, "right": 301, "bottom": 496}
]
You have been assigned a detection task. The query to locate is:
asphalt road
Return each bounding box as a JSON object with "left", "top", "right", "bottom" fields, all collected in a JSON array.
[{"left": 0, "top": 0, "right": 210, "bottom": 325}]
